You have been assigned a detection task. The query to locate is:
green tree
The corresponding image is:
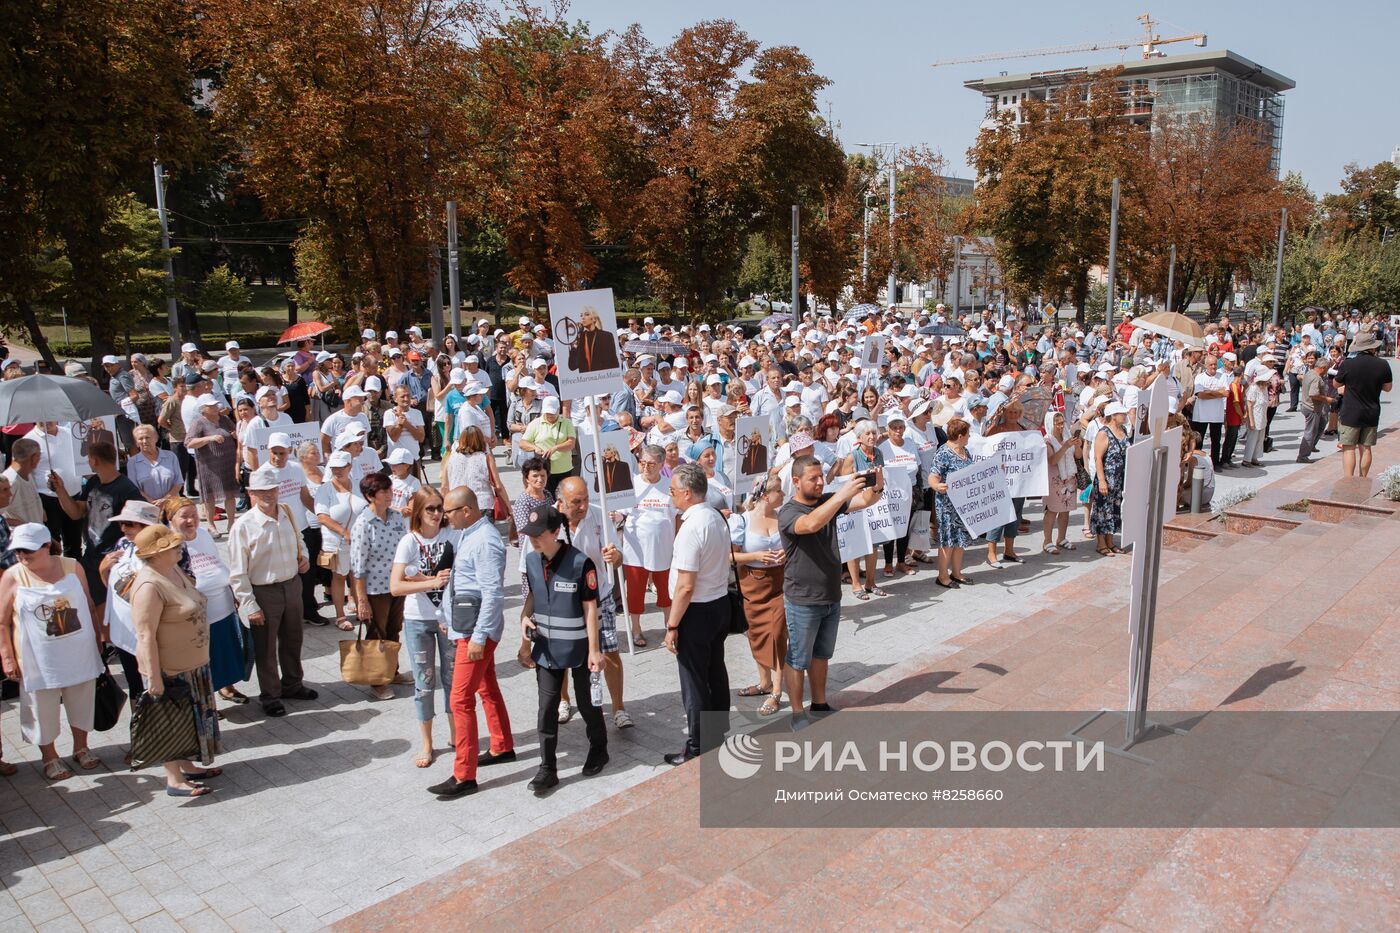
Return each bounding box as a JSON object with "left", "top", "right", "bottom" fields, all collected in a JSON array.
[
  {"left": 194, "top": 263, "right": 253, "bottom": 339},
  {"left": 1321, "top": 161, "right": 1400, "bottom": 242},
  {"left": 0, "top": 0, "right": 200, "bottom": 369},
  {"left": 736, "top": 234, "right": 789, "bottom": 301}
]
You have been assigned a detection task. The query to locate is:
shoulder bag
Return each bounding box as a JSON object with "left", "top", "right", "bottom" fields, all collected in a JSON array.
[
  {"left": 128, "top": 679, "right": 199, "bottom": 769},
  {"left": 727, "top": 548, "right": 749, "bottom": 636},
  {"left": 338, "top": 620, "right": 401, "bottom": 686}
]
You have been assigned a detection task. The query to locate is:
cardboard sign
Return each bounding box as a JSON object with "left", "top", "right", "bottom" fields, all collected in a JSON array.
[
  {"left": 881, "top": 462, "right": 915, "bottom": 537},
  {"left": 968, "top": 430, "right": 1048, "bottom": 498},
  {"left": 734, "top": 415, "right": 773, "bottom": 497},
  {"left": 860, "top": 334, "right": 885, "bottom": 370},
  {"left": 548, "top": 288, "right": 626, "bottom": 402},
  {"left": 243, "top": 421, "right": 324, "bottom": 466},
  {"left": 945, "top": 458, "right": 1014, "bottom": 539},
  {"left": 69, "top": 416, "right": 119, "bottom": 478},
  {"left": 578, "top": 426, "right": 639, "bottom": 509}
]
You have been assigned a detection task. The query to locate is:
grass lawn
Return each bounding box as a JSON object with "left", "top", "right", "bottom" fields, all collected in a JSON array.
[{"left": 36, "top": 286, "right": 295, "bottom": 345}]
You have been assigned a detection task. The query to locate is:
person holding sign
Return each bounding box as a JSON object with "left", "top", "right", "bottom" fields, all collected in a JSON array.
[
  {"left": 739, "top": 429, "right": 768, "bottom": 476},
  {"left": 1040, "top": 410, "right": 1081, "bottom": 554},
  {"left": 566, "top": 306, "right": 620, "bottom": 375},
  {"left": 877, "top": 412, "right": 921, "bottom": 577},
  {"left": 611, "top": 446, "right": 674, "bottom": 649},
  {"left": 833, "top": 420, "right": 886, "bottom": 600},
  {"left": 980, "top": 401, "right": 1027, "bottom": 569},
  {"left": 930, "top": 418, "right": 978, "bottom": 588}
]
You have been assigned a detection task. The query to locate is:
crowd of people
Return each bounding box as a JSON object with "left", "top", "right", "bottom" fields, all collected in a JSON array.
[{"left": 0, "top": 305, "right": 1391, "bottom": 797}]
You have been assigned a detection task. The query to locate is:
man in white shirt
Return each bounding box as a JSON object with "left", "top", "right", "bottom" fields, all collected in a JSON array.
[
  {"left": 321, "top": 386, "right": 371, "bottom": 457},
  {"left": 262, "top": 433, "right": 319, "bottom": 623},
  {"left": 229, "top": 465, "right": 314, "bottom": 717},
  {"left": 661, "top": 463, "right": 733, "bottom": 765},
  {"left": 384, "top": 384, "right": 426, "bottom": 460},
  {"left": 2, "top": 438, "right": 45, "bottom": 526},
  {"left": 245, "top": 388, "right": 295, "bottom": 471}
]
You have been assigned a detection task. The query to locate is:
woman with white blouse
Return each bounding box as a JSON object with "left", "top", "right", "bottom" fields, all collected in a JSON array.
[{"left": 313, "top": 451, "right": 366, "bottom": 631}]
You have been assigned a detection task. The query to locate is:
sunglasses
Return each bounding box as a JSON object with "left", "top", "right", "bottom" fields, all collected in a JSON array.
[{"left": 423, "top": 505, "right": 443, "bottom": 514}]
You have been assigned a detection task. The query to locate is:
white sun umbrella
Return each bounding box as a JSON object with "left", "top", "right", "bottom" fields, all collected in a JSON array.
[
  {"left": 1130, "top": 311, "right": 1205, "bottom": 347},
  {"left": 0, "top": 374, "right": 124, "bottom": 478}
]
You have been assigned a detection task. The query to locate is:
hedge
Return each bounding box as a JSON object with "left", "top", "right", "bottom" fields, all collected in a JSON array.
[{"left": 48, "top": 330, "right": 287, "bottom": 358}]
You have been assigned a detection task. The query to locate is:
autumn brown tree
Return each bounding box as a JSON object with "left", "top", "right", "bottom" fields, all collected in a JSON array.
[
  {"left": 969, "top": 71, "right": 1140, "bottom": 321},
  {"left": 199, "top": 0, "right": 475, "bottom": 334}
]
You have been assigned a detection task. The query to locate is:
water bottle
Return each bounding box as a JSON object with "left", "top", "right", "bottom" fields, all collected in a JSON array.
[{"left": 589, "top": 671, "right": 603, "bottom": 708}]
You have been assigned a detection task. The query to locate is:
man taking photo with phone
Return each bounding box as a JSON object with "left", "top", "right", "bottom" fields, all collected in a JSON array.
[{"left": 778, "top": 456, "right": 883, "bottom": 717}]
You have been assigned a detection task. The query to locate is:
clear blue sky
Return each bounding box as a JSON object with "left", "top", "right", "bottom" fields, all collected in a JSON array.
[{"left": 569, "top": 0, "right": 1398, "bottom": 194}]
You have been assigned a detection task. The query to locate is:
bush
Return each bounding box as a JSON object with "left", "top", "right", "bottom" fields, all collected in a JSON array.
[{"left": 49, "top": 330, "right": 287, "bottom": 358}]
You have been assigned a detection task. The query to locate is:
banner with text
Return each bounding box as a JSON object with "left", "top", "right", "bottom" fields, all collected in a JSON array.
[
  {"left": 945, "top": 458, "right": 1014, "bottom": 538},
  {"left": 968, "top": 430, "right": 1048, "bottom": 498},
  {"left": 548, "top": 288, "right": 626, "bottom": 402}
]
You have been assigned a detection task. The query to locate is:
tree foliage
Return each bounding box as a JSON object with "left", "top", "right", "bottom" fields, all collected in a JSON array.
[{"left": 1320, "top": 161, "right": 1400, "bottom": 242}]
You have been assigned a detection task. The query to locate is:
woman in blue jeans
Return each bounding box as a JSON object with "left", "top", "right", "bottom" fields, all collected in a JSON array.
[{"left": 389, "top": 488, "right": 457, "bottom": 768}]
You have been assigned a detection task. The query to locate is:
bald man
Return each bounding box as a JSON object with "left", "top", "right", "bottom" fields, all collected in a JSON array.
[
  {"left": 555, "top": 477, "right": 631, "bottom": 728},
  {"left": 428, "top": 487, "right": 514, "bottom": 799}
]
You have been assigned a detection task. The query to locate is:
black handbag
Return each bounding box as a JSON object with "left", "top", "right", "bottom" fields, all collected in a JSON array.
[
  {"left": 727, "top": 551, "right": 749, "bottom": 636},
  {"left": 92, "top": 670, "right": 126, "bottom": 732},
  {"left": 241, "top": 622, "right": 256, "bottom": 681},
  {"left": 128, "top": 680, "right": 199, "bottom": 770}
]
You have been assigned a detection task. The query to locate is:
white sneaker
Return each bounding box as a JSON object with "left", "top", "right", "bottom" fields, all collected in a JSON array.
[
  {"left": 558, "top": 700, "right": 573, "bottom": 724},
  {"left": 614, "top": 709, "right": 634, "bottom": 729}
]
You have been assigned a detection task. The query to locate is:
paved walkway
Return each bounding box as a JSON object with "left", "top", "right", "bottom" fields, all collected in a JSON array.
[{"left": 0, "top": 361, "right": 1394, "bottom": 931}]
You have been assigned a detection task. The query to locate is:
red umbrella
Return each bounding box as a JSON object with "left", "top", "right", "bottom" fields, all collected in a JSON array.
[{"left": 278, "top": 321, "right": 332, "bottom": 344}]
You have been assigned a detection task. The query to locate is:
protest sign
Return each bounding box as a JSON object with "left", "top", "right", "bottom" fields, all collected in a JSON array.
[
  {"left": 1122, "top": 425, "right": 1181, "bottom": 549},
  {"left": 243, "top": 421, "right": 324, "bottom": 466},
  {"left": 860, "top": 334, "right": 885, "bottom": 370},
  {"left": 836, "top": 507, "right": 874, "bottom": 563},
  {"left": 881, "top": 463, "right": 914, "bottom": 536},
  {"left": 968, "top": 430, "right": 1048, "bottom": 497},
  {"left": 945, "top": 458, "right": 1014, "bottom": 538},
  {"left": 734, "top": 415, "right": 772, "bottom": 497},
  {"left": 548, "top": 288, "right": 625, "bottom": 401},
  {"left": 578, "top": 426, "right": 638, "bottom": 509}
]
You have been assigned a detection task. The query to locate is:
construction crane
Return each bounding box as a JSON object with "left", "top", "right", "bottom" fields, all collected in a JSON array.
[{"left": 931, "top": 13, "right": 1206, "bottom": 68}]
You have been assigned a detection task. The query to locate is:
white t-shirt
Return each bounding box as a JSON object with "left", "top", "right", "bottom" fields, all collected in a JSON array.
[
  {"left": 314, "top": 481, "right": 367, "bottom": 552},
  {"left": 621, "top": 478, "right": 676, "bottom": 571},
  {"left": 185, "top": 528, "right": 238, "bottom": 621},
  {"left": 1192, "top": 372, "right": 1228, "bottom": 423},
  {"left": 390, "top": 472, "right": 422, "bottom": 513},
  {"left": 669, "top": 504, "right": 732, "bottom": 603},
  {"left": 321, "top": 409, "right": 370, "bottom": 443},
  {"left": 565, "top": 506, "right": 614, "bottom": 602},
  {"left": 267, "top": 461, "right": 309, "bottom": 531},
  {"left": 217, "top": 354, "right": 243, "bottom": 391},
  {"left": 878, "top": 437, "right": 920, "bottom": 482},
  {"left": 800, "top": 383, "right": 829, "bottom": 424},
  {"left": 384, "top": 407, "right": 425, "bottom": 459},
  {"left": 393, "top": 529, "right": 455, "bottom": 620}
]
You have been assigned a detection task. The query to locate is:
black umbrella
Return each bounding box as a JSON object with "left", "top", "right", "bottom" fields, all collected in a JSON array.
[
  {"left": 916, "top": 323, "right": 967, "bottom": 337},
  {"left": 0, "top": 374, "right": 121, "bottom": 425}
]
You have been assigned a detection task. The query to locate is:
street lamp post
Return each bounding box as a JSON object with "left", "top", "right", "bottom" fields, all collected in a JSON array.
[
  {"left": 1166, "top": 243, "right": 1176, "bottom": 314},
  {"left": 152, "top": 157, "right": 180, "bottom": 357},
  {"left": 446, "top": 201, "right": 461, "bottom": 337}
]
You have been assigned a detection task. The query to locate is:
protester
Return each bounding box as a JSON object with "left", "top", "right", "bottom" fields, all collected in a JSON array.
[
  {"left": 127, "top": 424, "right": 183, "bottom": 502},
  {"left": 1334, "top": 327, "right": 1393, "bottom": 477},
  {"left": 931, "top": 418, "right": 978, "bottom": 587},
  {"left": 129, "top": 523, "right": 221, "bottom": 796},
  {"left": 163, "top": 497, "right": 248, "bottom": 705},
  {"left": 186, "top": 395, "right": 240, "bottom": 538},
  {"left": 314, "top": 451, "right": 365, "bottom": 630},
  {"left": 229, "top": 465, "right": 316, "bottom": 718},
  {"left": 0, "top": 524, "right": 104, "bottom": 781},
  {"left": 1041, "top": 410, "right": 1080, "bottom": 554},
  {"left": 520, "top": 396, "right": 576, "bottom": 495},
  {"left": 613, "top": 445, "right": 674, "bottom": 648},
  {"left": 349, "top": 471, "right": 411, "bottom": 700},
  {"left": 729, "top": 476, "right": 787, "bottom": 716},
  {"left": 834, "top": 420, "right": 886, "bottom": 599},
  {"left": 1091, "top": 402, "right": 1131, "bottom": 556}
]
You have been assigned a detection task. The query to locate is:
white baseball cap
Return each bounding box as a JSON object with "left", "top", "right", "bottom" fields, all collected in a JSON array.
[
  {"left": 448, "top": 368, "right": 467, "bottom": 385},
  {"left": 225, "top": 340, "right": 240, "bottom": 350},
  {"left": 661, "top": 390, "right": 683, "bottom": 405},
  {"left": 364, "top": 376, "right": 383, "bottom": 393},
  {"left": 385, "top": 330, "right": 398, "bottom": 340},
  {"left": 464, "top": 380, "right": 485, "bottom": 396},
  {"left": 465, "top": 354, "right": 479, "bottom": 364},
  {"left": 342, "top": 386, "right": 367, "bottom": 400},
  {"left": 643, "top": 316, "right": 655, "bottom": 324},
  {"left": 386, "top": 448, "right": 415, "bottom": 466},
  {"left": 519, "top": 316, "right": 531, "bottom": 326},
  {"left": 518, "top": 377, "right": 538, "bottom": 391},
  {"left": 326, "top": 451, "right": 352, "bottom": 469},
  {"left": 361, "top": 328, "right": 376, "bottom": 339},
  {"left": 541, "top": 396, "right": 561, "bottom": 414},
  {"left": 10, "top": 523, "right": 51, "bottom": 552},
  {"left": 267, "top": 432, "right": 293, "bottom": 450},
  {"left": 101, "top": 355, "right": 120, "bottom": 366},
  {"left": 196, "top": 394, "right": 220, "bottom": 408},
  {"left": 181, "top": 342, "right": 198, "bottom": 353},
  {"left": 530, "top": 358, "right": 548, "bottom": 369},
  {"left": 705, "top": 374, "right": 723, "bottom": 386},
  {"left": 248, "top": 465, "right": 281, "bottom": 491}
]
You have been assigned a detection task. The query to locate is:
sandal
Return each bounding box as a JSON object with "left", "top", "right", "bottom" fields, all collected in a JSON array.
[
  {"left": 43, "top": 758, "right": 74, "bottom": 781},
  {"left": 414, "top": 750, "right": 434, "bottom": 769},
  {"left": 951, "top": 576, "right": 975, "bottom": 586},
  {"left": 219, "top": 688, "right": 250, "bottom": 705},
  {"left": 736, "top": 685, "right": 766, "bottom": 697},
  {"left": 868, "top": 586, "right": 889, "bottom": 598},
  {"left": 165, "top": 784, "right": 214, "bottom": 798},
  {"left": 852, "top": 589, "right": 870, "bottom": 601},
  {"left": 896, "top": 562, "right": 916, "bottom": 574},
  {"left": 1096, "top": 547, "right": 1114, "bottom": 557},
  {"left": 882, "top": 566, "right": 895, "bottom": 577},
  {"left": 632, "top": 633, "right": 647, "bottom": 648},
  {"left": 759, "top": 696, "right": 781, "bottom": 716},
  {"left": 335, "top": 617, "right": 354, "bottom": 632},
  {"left": 1057, "top": 540, "right": 1076, "bottom": 551},
  {"left": 0, "top": 759, "right": 17, "bottom": 777},
  {"left": 934, "top": 577, "right": 958, "bottom": 589},
  {"left": 1043, "top": 544, "right": 1060, "bottom": 555},
  {"left": 73, "top": 748, "right": 101, "bottom": 770}
]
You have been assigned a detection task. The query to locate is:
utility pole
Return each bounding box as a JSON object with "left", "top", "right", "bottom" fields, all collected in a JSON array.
[
  {"left": 429, "top": 257, "right": 445, "bottom": 346},
  {"left": 1165, "top": 243, "right": 1176, "bottom": 314},
  {"left": 790, "top": 205, "right": 800, "bottom": 315},
  {"left": 1270, "top": 207, "right": 1288, "bottom": 326},
  {"left": 861, "top": 202, "right": 871, "bottom": 285},
  {"left": 152, "top": 156, "right": 181, "bottom": 357},
  {"left": 1105, "top": 177, "right": 1120, "bottom": 332},
  {"left": 887, "top": 151, "right": 898, "bottom": 308},
  {"left": 950, "top": 235, "right": 963, "bottom": 315},
  {"left": 446, "top": 201, "right": 461, "bottom": 337}
]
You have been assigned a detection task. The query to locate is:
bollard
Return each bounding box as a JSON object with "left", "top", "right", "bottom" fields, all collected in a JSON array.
[{"left": 1190, "top": 460, "right": 1206, "bottom": 514}]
